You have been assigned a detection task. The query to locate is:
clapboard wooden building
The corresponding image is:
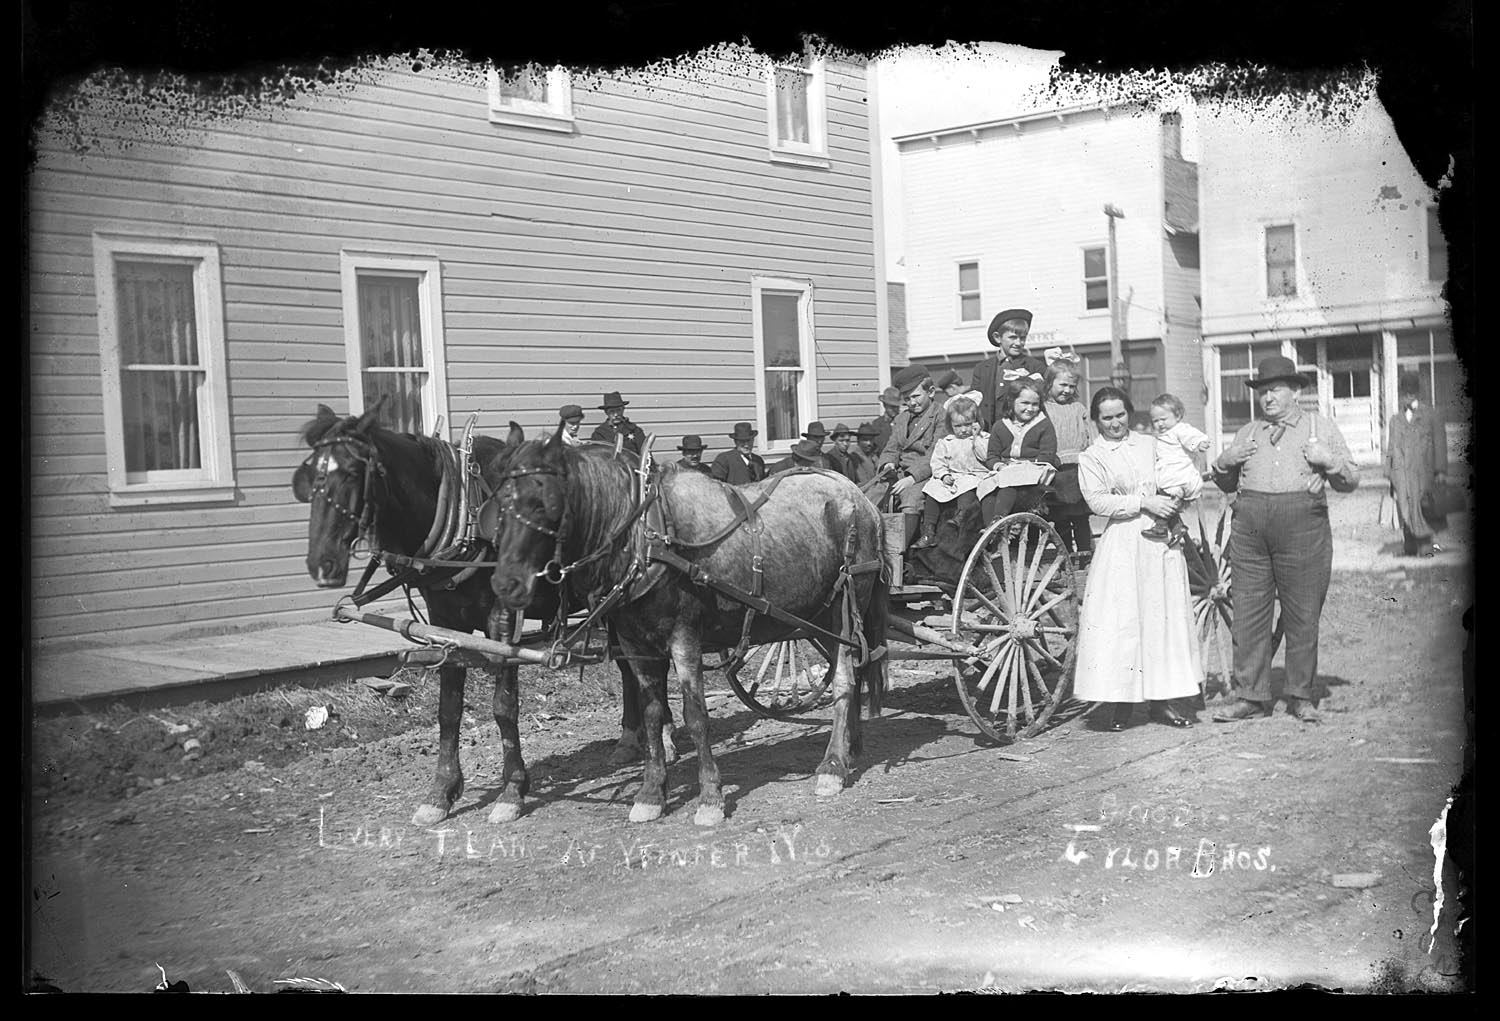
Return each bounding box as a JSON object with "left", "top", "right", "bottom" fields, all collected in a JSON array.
[{"left": 27, "top": 51, "right": 887, "bottom": 646}]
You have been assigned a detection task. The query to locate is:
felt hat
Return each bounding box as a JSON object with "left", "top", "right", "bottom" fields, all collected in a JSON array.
[
  {"left": 728, "top": 422, "right": 758, "bottom": 442},
  {"left": 802, "top": 421, "right": 829, "bottom": 441},
  {"left": 598, "top": 391, "right": 630, "bottom": 410},
  {"left": 931, "top": 369, "right": 962, "bottom": 390},
  {"left": 791, "top": 439, "right": 823, "bottom": 463},
  {"left": 856, "top": 421, "right": 881, "bottom": 439},
  {"left": 987, "top": 308, "right": 1034, "bottom": 346},
  {"left": 677, "top": 434, "right": 706, "bottom": 452},
  {"left": 878, "top": 386, "right": 903, "bottom": 408},
  {"left": 830, "top": 422, "right": 855, "bottom": 438},
  {"left": 1244, "top": 356, "right": 1311, "bottom": 390},
  {"left": 892, "top": 364, "right": 931, "bottom": 395},
  {"left": 558, "top": 404, "right": 584, "bottom": 422}
]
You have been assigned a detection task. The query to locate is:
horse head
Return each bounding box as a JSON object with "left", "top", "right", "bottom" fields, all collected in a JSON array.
[
  {"left": 478, "top": 423, "right": 574, "bottom": 610},
  {"left": 291, "top": 401, "right": 388, "bottom": 587}
]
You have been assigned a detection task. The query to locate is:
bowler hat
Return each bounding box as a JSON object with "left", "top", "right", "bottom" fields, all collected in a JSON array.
[
  {"left": 677, "top": 434, "right": 706, "bottom": 452},
  {"left": 598, "top": 391, "right": 630, "bottom": 410},
  {"left": 791, "top": 439, "right": 823, "bottom": 463},
  {"left": 931, "top": 369, "right": 961, "bottom": 390},
  {"left": 1245, "top": 356, "right": 1311, "bottom": 391},
  {"left": 558, "top": 404, "right": 584, "bottom": 422},
  {"left": 878, "top": 386, "right": 903, "bottom": 408},
  {"left": 728, "top": 422, "right": 758, "bottom": 441},
  {"left": 856, "top": 421, "right": 881, "bottom": 439},
  {"left": 987, "top": 308, "right": 1034, "bottom": 346},
  {"left": 830, "top": 422, "right": 854, "bottom": 438},
  {"left": 892, "top": 364, "right": 931, "bottom": 395},
  {"left": 802, "top": 421, "right": 829, "bottom": 441}
]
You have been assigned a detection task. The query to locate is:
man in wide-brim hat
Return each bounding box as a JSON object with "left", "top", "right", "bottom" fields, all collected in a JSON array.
[
  {"left": 710, "top": 422, "right": 767, "bottom": 484},
  {"left": 768, "top": 438, "right": 827, "bottom": 475},
  {"left": 873, "top": 386, "right": 903, "bottom": 453},
  {"left": 824, "top": 422, "right": 862, "bottom": 483},
  {"left": 1210, "top": 354, "right": 1359, "bottom": 727},
  {"left": 674, "top": 434, "right": 712, "bottom": 474},
  {"left": 878, "top": 364, "right": 945, "bottom": 548},
  {"left": 589, "top": 391, "right": 646, "bottom": 456},
  {"left": 971, "top": 308, "right": 1049, "bottom": 429}
]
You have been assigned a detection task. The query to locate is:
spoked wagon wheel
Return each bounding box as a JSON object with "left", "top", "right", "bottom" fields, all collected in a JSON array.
[
  {"left": 1185, "top": 505, "right": 1235, "bottom": 701},
  {"left": 950, "top": 512, "right": 1081, "bottom": 743},
  {"left": 720, "top": 636, "right": 837, "bottom": 722}
]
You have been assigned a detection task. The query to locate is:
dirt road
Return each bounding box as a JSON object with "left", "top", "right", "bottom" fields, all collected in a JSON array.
[{"left": 27, "top": 492, "right": 1473, "bottom": 994}]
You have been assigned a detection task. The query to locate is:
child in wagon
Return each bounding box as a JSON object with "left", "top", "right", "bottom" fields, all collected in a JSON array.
[
  {"left": 1141, "top": 392, "right": 1212, "bottom": 546},
  {"left": 911, "top": 396, "right": 989, "bottom": 549}
]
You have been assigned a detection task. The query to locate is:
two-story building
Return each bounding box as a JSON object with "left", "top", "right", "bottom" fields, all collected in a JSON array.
[
  {"left": 894, "top": 103, "right": 1204, "bottom": 423},
  {"left": 26, "top": 50, "right": 886, "bottom": 647},
  {"left": 1197, "top": 94, "right": 1459, "bottom": 466}
]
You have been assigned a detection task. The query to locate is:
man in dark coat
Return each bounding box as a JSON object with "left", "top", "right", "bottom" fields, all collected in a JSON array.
[
  {"left": 971, "top": 309, "right": 1049, "bottom": 429},
  {"left": 878, "top": 364, "right": 945, "bottom": 549},
  {"left": 710, "top": 422, "right": 767, "bottom": 484},
  {"left": 872, "top": 386, "right": 902, "bottom": 454},
  {"left": 851, "top": 422, "right": 882, "bottom": 486},
  {"left": 589, "top": 391, "right": 647, "bottom": 455},
  {"left": 824, "top": 422, "right": 860, "bottom": 482},
  {"left": 1385, "top": 372, "right": 1450, "bottom": 557},
  {"left": 767, "top": 439, "right": 826, "bottom": 475},
  {"left": 674, "top": 435, "right": 712, "bottom": 474}
]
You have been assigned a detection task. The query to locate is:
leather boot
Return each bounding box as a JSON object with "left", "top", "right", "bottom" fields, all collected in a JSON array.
[{"left": 903, "top": 513, "right": 921, "bottom": 549}]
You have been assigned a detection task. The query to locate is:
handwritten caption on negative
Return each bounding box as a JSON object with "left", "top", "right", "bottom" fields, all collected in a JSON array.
[
  {"left": 316, "top": 808, "right": 832, "bottom": 869},
  {"left": 1058, "top": 793, "right": 1274, "bottom": 876}
]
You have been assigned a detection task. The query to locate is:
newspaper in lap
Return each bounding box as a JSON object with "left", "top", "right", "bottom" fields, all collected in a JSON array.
[{"left": 988, "top": 459, "right": 1056, "bottom": 488}]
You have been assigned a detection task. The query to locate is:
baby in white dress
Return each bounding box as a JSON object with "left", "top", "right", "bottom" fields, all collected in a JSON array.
[{"left": 1142, "top": 393, "right": 1211, "bottom": 545}]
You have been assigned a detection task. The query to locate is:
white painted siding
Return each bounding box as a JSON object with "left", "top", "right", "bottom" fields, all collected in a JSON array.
[
  {"left": 898, "top": 107, "right": 1166, "bottom": 360},
  {"left": 28, "top": 55, "right": 880, "bottom": 645},
  {"left": 1198, "top": 97, "right": 1445, "bottom": 340}
]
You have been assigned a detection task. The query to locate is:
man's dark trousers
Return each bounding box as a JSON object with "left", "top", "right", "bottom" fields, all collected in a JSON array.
[{"left": 1228, "top": 491, "right": 1333, "bottom": 703}]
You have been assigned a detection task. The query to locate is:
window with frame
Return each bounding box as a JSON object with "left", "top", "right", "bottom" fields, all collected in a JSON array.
[
  {"left": 752, "top": 277, "right": 817, "bottom": 450},
  {"left": 340, "top": 251, "right": 449, "bottom": 436},
  {"left": 486, "top": 65, "right": 574, "bottom": 133},
  {"left": 1396, "top": 328, "right": 1467, "bottom": 428},
  {"left": 92, "top": 235, "right": 236, "bottom": 506},
  {"left": 765, "top": 55, "right": 828, "bottom": 167},
  {"left": 956, "top": 261, "right": 981, "bottom": 323},
  {"left": 1426, "top": 206, "right": 1447, "bottom": 283},
  {"left": 1079, "top": 343, "right": 1160, "bottom": 412},
  {"left": 1217, "top": 341, "right": 1286, "bottom": 432},
  {"left": 1265, "top": 224, "right": 1297, "bottom": 297},
  {"left": 1083, "top": 247, "right": 1109, "bottom": 311}
]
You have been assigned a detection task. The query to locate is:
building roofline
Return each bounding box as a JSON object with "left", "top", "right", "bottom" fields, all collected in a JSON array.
[{"left": 892, "top": 101, "right": 1145, "bottom": 147}]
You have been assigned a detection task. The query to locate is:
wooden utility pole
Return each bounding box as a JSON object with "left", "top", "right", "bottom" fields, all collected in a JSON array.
[{"left": 1103, "top": 203, "right": 1129, "bottom": 391}]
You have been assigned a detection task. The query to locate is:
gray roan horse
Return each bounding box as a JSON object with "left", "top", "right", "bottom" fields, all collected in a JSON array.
[
  {"left": 291, "top": 405, "right": 671, "bottom": 827},
  {"left": 481, "top": 427, "right": 888, "bottom": 826}
]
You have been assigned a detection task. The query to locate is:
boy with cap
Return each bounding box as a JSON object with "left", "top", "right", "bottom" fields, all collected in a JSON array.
[
  {"left": 590, "top": 391, "right": 647, "bottom": 456},
  {"left": 557, "top": 404, "right": 585, "bottom": 446},
  {"left": 878, "top": 365, "right": 945, "bottom": 548},
  {"left": 710, "top": 423, "right": 767, "bottom": 484},
  {"left": 873, "top": 386, "right": 902, "bottom": 454},
  {"left": 972, "top": 309, "right": 1049, "bottom": 429},
  {"left": 824, "top": 423, "right": 861, "bottom": 482},
  {"left": 675, "top": 435, "right": 712, "bottom": 474}
]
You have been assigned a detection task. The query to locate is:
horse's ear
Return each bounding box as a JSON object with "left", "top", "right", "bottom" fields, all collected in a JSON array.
[
  {"left": 291, "top": 462, "right": 314, "bottom": 503},
  {"left": 316, "top": 404, "right": 337, "bottom": 421},
  {"left": 507, "top": 421, "right": 526, "bottom": 447},
  {"left": 355, "top": 395, "right": 389, "bottom": 434}
]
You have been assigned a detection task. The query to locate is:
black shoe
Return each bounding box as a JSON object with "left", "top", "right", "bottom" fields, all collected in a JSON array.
[
  {"left": 1107, "top": 704, "right": 1134, "bottom": 732},
  {"left": 1149, "top": 703, "right": 1195, "bottom": 728},
  {"left": 1212, "top": 699, "right": 1270, "bottom": 722},
  {"left": 1140, "top": 525, "right": 1169, "bottom": 542},
  {"left": 910, "top": 530, "right": 937, "bottom": 550},
  {"left": 1285, "top": 697, "right": 1321, "bottom": 724}
]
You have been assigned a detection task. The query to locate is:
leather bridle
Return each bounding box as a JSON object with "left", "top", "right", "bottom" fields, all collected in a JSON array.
[{"left": 301, "top": 433, "right": 384, "bottom": 545}]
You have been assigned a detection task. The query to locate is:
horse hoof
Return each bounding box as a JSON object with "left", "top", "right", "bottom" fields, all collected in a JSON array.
[
  {"left": 411, "top": 804, "right": 448, "bottom": 826},
  {"left": 693, "top": 804, "right": 725, "bottom": 828},
  {"left": 488, "top": 801, "right": 523, "bottom": 824},
  {"left": 629, "top": 802, "right": 664, "bottom": 823},
  {"left": 814, "top": 773, "right": 845, "bottom": 798}
]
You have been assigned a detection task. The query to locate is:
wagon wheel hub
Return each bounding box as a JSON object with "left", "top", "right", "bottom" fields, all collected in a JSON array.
[
  {"left": 1211, "top": 582, "right": 1231, "bottom": 603},
  {"left": 1011, "top": 617, "right": 1039, "bottom": 640}
]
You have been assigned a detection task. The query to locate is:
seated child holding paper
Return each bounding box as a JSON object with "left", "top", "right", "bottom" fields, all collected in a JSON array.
[
  {"left": 911, "top": 397, "right": 989, "bottom": 549},
  {"left": 980, "top": 376, "right": 1060, "bottom": 528}
]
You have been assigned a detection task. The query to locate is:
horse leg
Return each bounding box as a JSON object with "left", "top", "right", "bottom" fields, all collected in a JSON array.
[
  {"left": 486, "top": 656, "right": 530, "bottom": 824},
  {"left": 671, "top": 627, "right": 722, "bottom": 827},
  {"left": 412, "top": 660, "right": 465, "bottom": 825},
  {"left": 622, "top": 639, "right": 670, "bottom": 823},
  {"left": 610, "top": 653, "right": 678, "bottom": 767},
  {"left": 814, "top": 645, "right": 859, "bottom": 798}
]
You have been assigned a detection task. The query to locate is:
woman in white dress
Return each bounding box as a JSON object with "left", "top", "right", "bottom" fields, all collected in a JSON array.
[{"left": 1074, "top": 387, "right": 1201, "bottom": 731}]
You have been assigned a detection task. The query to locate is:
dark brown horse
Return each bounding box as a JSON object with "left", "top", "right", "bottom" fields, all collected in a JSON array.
[
  {"left": 481, "top": 428, "right": 888, "bottom": 826},
  {"left": 291, "top": 405, "right": 668, "bottom": 827}
]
